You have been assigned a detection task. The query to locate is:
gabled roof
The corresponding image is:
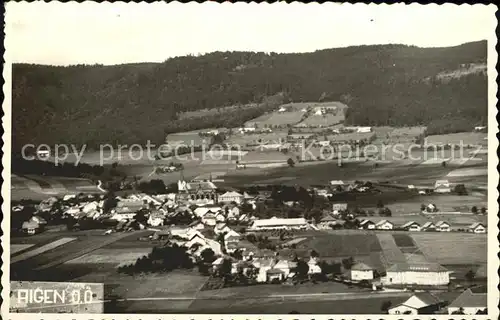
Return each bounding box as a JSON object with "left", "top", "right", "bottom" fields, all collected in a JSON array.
[
  {"left": 22, "top": 220, "right": 39, "bottom": 229},
  {"left": 375, "top": 219, "right": 393, "bottom": 226},
  {"left": 435, "top": 220, "right": 450, "bottom": 227},
  {"left": 412, "top": 292, "right": 442, "bottom": 306},
  {"left": 469, "top": 222, "right": 485, "bottom": 229},
  {"left": 220, "top": 191, "right": 243, "bottom": 198},
  {"left": 386, "top": 262, "right": 448, "bottom": 273},
  {"left": 351, "top": 262, "right": 374, "bottom": 271},
  {"left": 391, "top": 292, "right": 442, "bottom": 310},
  {"left": 243, "top": 192, "right": 254, "bottom": 199},
  {"left": 448, "top": 288, "right": 487, "bottom": 308},
  {"left": 401, "top": 221, "right": 421, "bottom": 228},
  {"left": 360, "top": 219, "right": 375, "bottom": 226},
  {"left": 421, "top": 221, "right": 436, "bottom": 229}
]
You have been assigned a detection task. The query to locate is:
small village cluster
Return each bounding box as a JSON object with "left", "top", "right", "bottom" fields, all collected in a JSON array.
[
  {"left": 15, "top": 176, "right": 487, "bottom": 236},
  {"left": 12, "top": 176, "right": 489, "bottom": 314}
]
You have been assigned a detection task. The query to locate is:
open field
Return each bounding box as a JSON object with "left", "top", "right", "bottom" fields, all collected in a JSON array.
[
  {"left": 412, "top": 232, "right": 487, "bottom": 265},
  {"left": 66, "top": 248, "right": 152, "bottom": 267},
  {"left": 425, "top": 132, "right": 488, "bottom": 146},
  {"left": 11, "top": 244, "right": 35, "bottom": 254},
  {"left": 373, "top": 126, "right": 426, "bottom": 144},
  {"left": 225, "top": 131, "right": 289, "bottom": 147},
  {"left": 11, "top": 237, "right": 77, "bottom": 264},
  {"left": 188, "top": 293, "right": 412, "bottom": 314},
  {"left": 245, "top": 111, "right": 305, "bottom": 127},
  {"left": 296, "top": 233, "right": 382, "bottom": 257},
  {"left": 11, "top": 230, "right": 150, "bottom": 281},
  {"left": 177, "top": 104, "right": 257, "bottom": 119},
  {"left": 297, "top": 113, "right": 344, "bottom": 127},
  {"left": 11, "top": 174, "right": 104, "bottom": 201}
]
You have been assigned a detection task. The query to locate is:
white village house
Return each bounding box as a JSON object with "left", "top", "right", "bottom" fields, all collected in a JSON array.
[
  {"left": 435, "top": 221, "right": 451, "bottom": 232},
  {"left": 434, "top": 180, "right": 451, "bottom": 193},
  {"left": 375, "top": 220, "right": 394, "bottom": 230},
  {"left": 359, "top": 219, "right": 376, "bottom": 230},
  {"left": 388, "top": 293, "right": 443, "bottom": 315},
  {"left": 384, "top": 262, "right": 450, "bottom": 286},
  {"left": 350, "top": 262, "right": 375, "bottom": 281},
  {"left": 218, "top": 191, "right": 244, "bottom": 205},
  {"left": 468, "top": 222, "right": 486, "bottom": 233},
  {"left": 401, "top": 221, "right": 421, "bottom": 232}
]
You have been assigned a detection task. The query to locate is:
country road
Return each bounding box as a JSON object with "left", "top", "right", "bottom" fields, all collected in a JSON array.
[{"left": 109, "top": 290, "right": 411, "bottom": 303}]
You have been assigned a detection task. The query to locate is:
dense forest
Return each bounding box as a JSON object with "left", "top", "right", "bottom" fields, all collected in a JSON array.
[{"left": 12, "top": 40, "right": 487, "bottom": 150}]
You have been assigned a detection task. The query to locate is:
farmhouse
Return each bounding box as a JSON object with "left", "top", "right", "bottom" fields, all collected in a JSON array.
[
  {"left": 239, "top": 127, "right": 256, "bottom": 133},
  {"left": 434, "top": 180, "right": 451, "bottom": 193},
  {"left": 401, "top": 221, "right": 421, "bottom": 232},
  {"left": 359, "top": 219, "right": 376, "bottom": 230},
  {"left": 202, "top": 211, "right": 217, "bottom": 226},
  {"left": 385, "top": 262, "right": 450, "bottom": 286},
  {"left": 214, "top": 223, "right": 231, "bottom": 235},
  {"left": 350, "top": 262, "right": 375, "bottom": 281},
  {"left": 218, "top": 191, "right": 244, "bottom": 204},
  {"left": 21, "top": 219, "right": 44, "bottom": 235},
  {"left": 448, "top": 286, "right": 487, "bottom": 315},
  {"left": 318, "top": 215, "right": 337, "bottom": 229},
  {"left": 194, "top": 206, "right": 222, "bottom": 217},
  {"left": 147, "top": 211, "right": 165, "bottom": 227},
  {"left": 435, "top": 221, "right": 451, "bottom": 232},
  {"left": 332, "top": 202, "right": 348, "bottom": 214},
  {"left": 388, "top": 293, "right": 443, "bottom": 315},
  {"left": 421, "top": 221, "right": 436, "bottom": 231},
  {"left": 330, "top": 180, "right": 345, "bottom": 187},
  {"left": 249, "top": 217, "right": 310, "bottom": 231},
  {"left": 468, "top": 222, "right": 486, "bottom": 234},
  {"left": 111, "top": 206, "right": 143, "bottom": 221},
  {"left": 375, "top": 220, "right": 394, "bottom": 230},
  {"left": 307, "top": 257, "right": 322, "bottom": 275}
]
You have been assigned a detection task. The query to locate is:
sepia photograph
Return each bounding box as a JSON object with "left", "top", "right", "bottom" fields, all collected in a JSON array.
[{"left": 2, "top": 1, "right": 498, "bottom": 317}]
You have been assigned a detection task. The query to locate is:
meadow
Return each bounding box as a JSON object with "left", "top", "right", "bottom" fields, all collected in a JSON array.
[
  {"left": 245, "top": 111, "right": 305, "bottom": 127},
  {"left": 425, "top": 132, "right": 487, "bottom": 146}
]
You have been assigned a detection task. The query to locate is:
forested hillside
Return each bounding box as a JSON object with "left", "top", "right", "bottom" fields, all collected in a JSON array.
[{"left": 12, "top": 40, "right": 487, "bottom": 150}]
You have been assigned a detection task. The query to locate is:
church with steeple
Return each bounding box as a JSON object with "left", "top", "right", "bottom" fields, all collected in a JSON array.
[{"left": 176, "top": 170, "right": 218, "bottom": 204}]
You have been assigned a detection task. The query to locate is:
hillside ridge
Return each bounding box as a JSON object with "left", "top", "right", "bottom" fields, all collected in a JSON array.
[{"left": 13, "top": 40, "right": 487, "bottom": 149}]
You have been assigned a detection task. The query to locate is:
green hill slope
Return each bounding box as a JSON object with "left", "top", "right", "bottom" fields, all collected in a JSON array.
[{"left": 12, "top": 40, "right": 487, "bottom": 149}]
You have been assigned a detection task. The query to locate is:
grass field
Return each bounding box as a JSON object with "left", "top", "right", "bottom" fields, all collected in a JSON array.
[
  {"left": 66, "top": 248, "right": 152, "bottom": 267},
  {"left": 425, "top": 132, "right": 487, "bottom": 146},
  {"left": 188, "top": 294, "right": 410, "bottom": 314},
  {"left": 297, "top": 233, "right": 382, "bottom": 257},
  {"left": 245, "top": 111, "right": 305, "bottom": 127},
  {"left": 177, "top": 104, "right": 257, "bottom": 119},
  {"left": 297, "top": 113, "right": 345, "bottom": 127},
  {"left": 11, "top": 237, "right": 77, "bottom": 263},
  {"left": 12, "top": 174, "right": 104, "bottom": 201},
  {"left": 225, "top": 131, "right": 289, "bottom": 146},
  {"left": 373, "top": 126, "right": 426, "bottom": 144},
  {"left": 411, "top": 232, "right": 487, "bottom": 265},
  {"left": 11, "top": 244, "right": 34, "bottom": 254}
]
